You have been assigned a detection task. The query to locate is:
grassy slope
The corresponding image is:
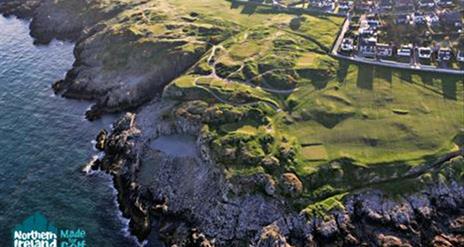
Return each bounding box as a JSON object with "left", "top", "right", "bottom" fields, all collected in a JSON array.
[
  {"left": 157, "top": 1, "right": 463, "bottom": 210},
  {"left": 288, "top": 64, "right": 464, "bottom": 170},
  {"left": 67, "top": 0, "right": 463, "bottom": 213}
]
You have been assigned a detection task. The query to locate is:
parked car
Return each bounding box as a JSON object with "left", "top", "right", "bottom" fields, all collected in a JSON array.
[
  {"left": 367, "top": 19, "right": 381, "bottom": 28},
  {"left": 397, "top": 45, "right": 412, "bottom": 57},
  {"left": 418, "top": 47, "right": 432, "bottom": 59},
  {"left": 456, "top": 50, "right": 464, "bottom": 62},
  {"left": 359, "top": 26, "right": 376, "bottom": 36},
  {"left": 341, "top": 38, "right": 354, "bottom": 52},
  {"left": 339, "top": 1, "right": 353, "bottom": 11},
  {"left": 359, "top": 37, "right": 377, "bottom": 58},
  {"left": 438, "top": 48, "right": 452, "bottom": 61}
]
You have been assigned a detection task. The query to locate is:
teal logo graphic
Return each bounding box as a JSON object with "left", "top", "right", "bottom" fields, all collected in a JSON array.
[
  {"left": 13, "top": 212, "right": 58, "bottom": 247},
  {"left": 13, "top": 212, "right": 87, "bottom": 247}
]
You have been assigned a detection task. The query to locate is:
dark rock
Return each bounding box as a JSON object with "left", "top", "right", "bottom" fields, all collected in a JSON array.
[
  {"left": 449, "top": 216, "right": 464, "bottom": 233},
  {"left": 315, "top": 218, "right": 339, "bottom": 239},
  {"left": 113, "top": 112, "right": 136, "bottom": 133},
  {"left": 90, "top": 159, "right": 101, "bottom": 171},
  {"left": 85, "top": 104, "right": 104, "bottom": 121},
  {"left": 95, "top": 129, "right": 108, "bottom": 151}
]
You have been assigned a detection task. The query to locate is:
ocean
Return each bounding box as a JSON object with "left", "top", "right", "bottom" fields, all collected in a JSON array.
[{"left": 0, "top": 15, "right": 139, "bottom": 246}]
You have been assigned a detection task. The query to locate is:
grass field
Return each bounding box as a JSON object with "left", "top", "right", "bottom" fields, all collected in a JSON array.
[
  {"left": 286, "top": 64, "right": 463, "bottom": 171},
  {"left": 161, "top": 1, "right": 463, "bottom": 204}
]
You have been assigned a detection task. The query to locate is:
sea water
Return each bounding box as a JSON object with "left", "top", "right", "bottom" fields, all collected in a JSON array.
[{"left": 0, "top": 15, "right": 138, "bottom": 246}]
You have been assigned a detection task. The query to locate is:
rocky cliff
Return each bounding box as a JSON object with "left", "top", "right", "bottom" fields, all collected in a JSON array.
[
  {"left": 1, "top": 0, "right": 238, "bottom": 120},
  {"left": 92, "top": 109, "right": 464, "bottom": 246}
]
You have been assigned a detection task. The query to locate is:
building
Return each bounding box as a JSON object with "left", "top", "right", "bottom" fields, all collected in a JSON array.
[
  {"left": 376, "top": 43, "right": 393, "bottom": 57},
  {"left": 418, "top": 0, "right": 435, "bottom": 9},
  {"left": 418, "top": 47, "right": 432, "bottom": 60},
  {"left": 359, "top": 36, "right": 377, "bottom": 57},
  {"left": 397, "top": 45, "right": 413, "bottom": 58},
  {"left": 438, "top": 47, "right": 452, "bottom": 61}
]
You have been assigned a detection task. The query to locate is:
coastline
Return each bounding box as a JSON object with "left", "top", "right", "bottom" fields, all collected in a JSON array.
[
  {"left": 92, "top": 109, "right": 464, "bottom": 246},
  {"left": 1, "top": 1, "right": 463, "bottom": 246}
]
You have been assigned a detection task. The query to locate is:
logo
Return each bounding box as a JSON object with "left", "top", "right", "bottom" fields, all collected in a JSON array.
[
  {"left": 13, "top": 212, "right": 58, "bottom": 247},
  {"left": 13, "top": 212, "right": 86, "bottom": 247}
]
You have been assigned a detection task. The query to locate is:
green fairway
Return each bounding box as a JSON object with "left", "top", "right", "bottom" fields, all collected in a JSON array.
[{"left": 287, "top": 64, "right": 463, "bottom": 170}]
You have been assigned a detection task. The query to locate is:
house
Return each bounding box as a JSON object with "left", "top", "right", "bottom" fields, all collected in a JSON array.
[
  {"left": 418, "top": 47, "right": 432, "bottom": 59},
  {"left": 359, "top": 27, "right": 375, "bottom": 36},
  {"left": 359, "top": 37, "right": 377, "bottom": 57},
  {"left": 414, "top": 12, "right": 427, "bottom": 25},
  {"left": 440, "top": 11, "right": 463, "bottom": 30},
  {"left": 437, "top": 47, "right": 452, "bottom": 61},
  {"left": 354, "top": 1, "right": 373, "bottom": 12},
  {"left": 418, "top": 0, "right": 435, "bottom": 9},
  {"left": 339, "top": 1, "right": 352, "bottom": 11},
  {"left": 378, "top": 0, "right": 393, "bottom": 11},
  {"left": 397, "top": 44, "right": 413, "bottom": 57},
  {"left": 310, "top": 0, "right": 336, "bottom": 11},
  {"left": 365, "top": 15, "right": 381, "bottom": 29},
  {"left": 376, "top": 43, "right": 393, "bottom": 57},
  {"left": 359, "top": 25, "right": 376, "bottom": 36}
]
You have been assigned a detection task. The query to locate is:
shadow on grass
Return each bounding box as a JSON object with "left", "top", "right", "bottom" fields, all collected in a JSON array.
[
  {"left": 417, "top": 72, "right": 460, "bottom": 100},
  {"left": 375, "top": 66, "right": 392, "bottom": 86},
  {"left": 241, "top": 4, "right": 258, "bottom": 15},
  {"left": 356, "top": 65, "right": 374, "bottom": 90},
  {"left": 399, "top": 70, "right": 412, "bottom": 83},
  {"left": 419, "top": 72, "right": 433, "bottom": 87},
  {"left": 337, "top": 61, "right": 349, "bottom": 84},
  {"left": 298, "top": 69, "right": 330, "bottom": 89},
  {"left": 230, "top": 1, "right": 240, "bottom": 9},
  {"left": 229, "top": 0, "right": 332, "bottom": 18},
  {"left": 441, "top": 76, "right": 458, "bottom": 100}
]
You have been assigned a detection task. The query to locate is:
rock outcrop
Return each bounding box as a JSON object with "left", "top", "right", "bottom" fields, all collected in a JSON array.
[
  {"left": 92, "top": 109, "right": 464, "bottom": 246},
  {"left": 1, "top": 0, "right": 238, "bottom": 120}
]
